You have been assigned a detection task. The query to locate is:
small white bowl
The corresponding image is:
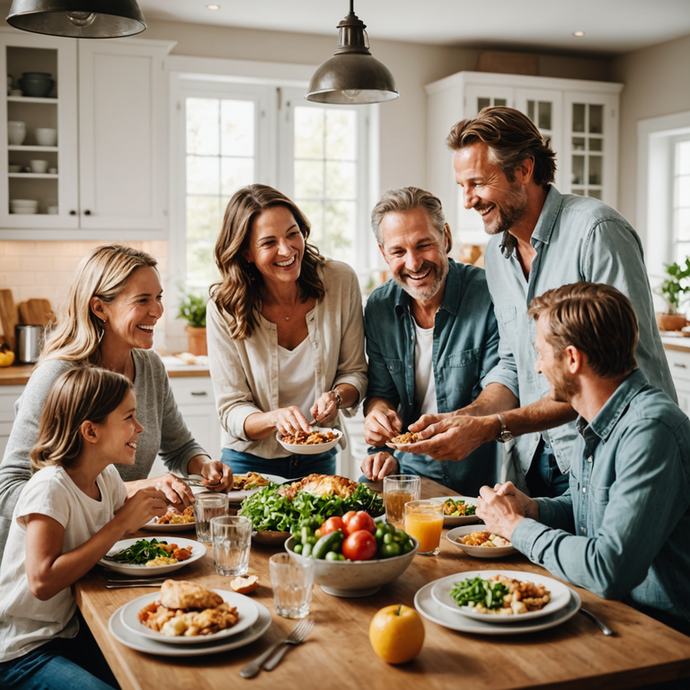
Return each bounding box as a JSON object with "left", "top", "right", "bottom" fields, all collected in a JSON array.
[
  {"left": 276, "top": 427, "right": 342, "bottom": 455},
  {"left": 446, "top": 525, "right": 517, "bottom": 559},
  {"left": 29, "top": 159, "right": 48, "bottom": 174},
  {"left": 34, "top": 127, "right": 57, "bottom": 147}
]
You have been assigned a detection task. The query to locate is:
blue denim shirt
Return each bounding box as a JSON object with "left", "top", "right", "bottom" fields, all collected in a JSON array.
[
  {"left": 512, "top": 369, "right": 690, "bottom": 627},
  {"left": 364, "top": 259, "right": 503, "bottom": 496},
  {"left": 484, "top": 186, "right": 676, "bottom": 487}
]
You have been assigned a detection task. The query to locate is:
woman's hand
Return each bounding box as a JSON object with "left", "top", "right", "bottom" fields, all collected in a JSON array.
[
  {"left": 116, "top": 487, "right": 168, "bottom": 536},
  {"left": 310, "top": 391, "right": 340, "bottom": 427},
  {"left": 188, "top": 456, "right": 233, "bottom": 492},
  {"left": 272, "top": 406, "right": 311, "bottom": 437}
]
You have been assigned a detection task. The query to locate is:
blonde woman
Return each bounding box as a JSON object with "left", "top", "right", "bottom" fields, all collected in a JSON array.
[
  {"left": 0, "top": 245, "right": 231, "bottom": 561},
  {"left": 208, "top": 184, "right": 367, "bottom": 478}
]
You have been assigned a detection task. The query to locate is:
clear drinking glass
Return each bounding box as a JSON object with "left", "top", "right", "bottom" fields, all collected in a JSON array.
[
  {"left": 269, "top": 553, "right": 314, "bottom": 619},
  {"left": 193, "top": 493, "right": 229, "bottom": 542},
  {"left": 404, "top": 499, "right": 444, "bottom": 556},
  {"left": 210, "top": 515, "right": 252, "bottom": 577},
  {"left": 382, "top": 474, "right": 421, "bottom": 527}
]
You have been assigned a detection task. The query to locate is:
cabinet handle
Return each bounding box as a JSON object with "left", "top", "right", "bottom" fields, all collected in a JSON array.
[
  {"left": 674, "top": 363, "right": 687, "bottom": 368},
  {"left": 84, "top": 209, "right": 91, "bottom": 215},
  {"left": 190, "top": 391, "right": 208, "bottom": 396},
  {"left": 69, "top": 210, "right": 76, "bottom": 215}
]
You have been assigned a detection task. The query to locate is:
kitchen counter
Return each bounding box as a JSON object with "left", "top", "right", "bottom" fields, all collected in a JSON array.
[{"left": 661, "top": 334, "right": 690, "bottom": 352}]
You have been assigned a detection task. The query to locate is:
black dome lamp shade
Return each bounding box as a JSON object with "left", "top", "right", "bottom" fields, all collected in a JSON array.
[
  {"left": 306, "top": 0, "right": 399, "bottom": 104},
  {"left": 6, "top": 0, "right": 146, "bottom": 38}
]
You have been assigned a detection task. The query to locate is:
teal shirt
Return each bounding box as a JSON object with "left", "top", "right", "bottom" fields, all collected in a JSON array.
[
  {"left": 513, "top": 369, "right": 690, "bottom": 628},
  {"left": 364, "top": 259, "right": 503, "bottom": 496}
]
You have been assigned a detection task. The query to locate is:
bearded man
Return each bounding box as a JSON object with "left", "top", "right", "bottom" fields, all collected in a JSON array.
[{"left": 360, "top": 187, "right": 502, "bottom": 496}]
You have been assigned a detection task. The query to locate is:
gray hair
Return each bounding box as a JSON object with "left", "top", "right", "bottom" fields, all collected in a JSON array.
[{"left": 371, "top": 187, "right": 448, "bottom": 247}]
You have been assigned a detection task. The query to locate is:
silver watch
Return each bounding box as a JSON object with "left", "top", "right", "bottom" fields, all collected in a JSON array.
[{"left": 496, "top": 413, "right": 513, "bottom": 443}]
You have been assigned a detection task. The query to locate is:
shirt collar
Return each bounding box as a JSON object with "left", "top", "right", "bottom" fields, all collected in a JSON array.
[
  {"left": 577, "top": 368, "right": 649, "bottom": 444},
  {"left": 393, "top": 258, "right": 460, "bottom": 318}
]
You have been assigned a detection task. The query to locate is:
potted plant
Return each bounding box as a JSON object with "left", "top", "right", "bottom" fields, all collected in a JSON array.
[
  {"left": 177, "top": 289, "right": 208, "bottom": 356},
  {"left": 656, "top": 258, "right": 690, "bottom": 331}
]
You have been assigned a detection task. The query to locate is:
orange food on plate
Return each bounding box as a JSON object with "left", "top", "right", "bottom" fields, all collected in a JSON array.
[{"left": 281, "top": 430, "right": 339, "bottom": 445}]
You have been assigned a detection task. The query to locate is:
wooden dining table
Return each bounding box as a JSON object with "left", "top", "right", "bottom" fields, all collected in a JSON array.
[{"left": 75, "top": 478, "right": 690, "bottom": 690}]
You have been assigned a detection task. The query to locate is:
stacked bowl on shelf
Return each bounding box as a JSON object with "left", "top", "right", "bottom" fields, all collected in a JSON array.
[
  {"left": 18, "top": 72, "right": 54, "bottom": 98},
  {"left": 10, "top": 199, "right": 38, "bottom": 215}
]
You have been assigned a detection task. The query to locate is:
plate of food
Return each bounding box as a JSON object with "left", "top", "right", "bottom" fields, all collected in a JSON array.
[
  {"left": 120, "top": 580, "right": 259, "bottom": 644},
  {"left": 276, "top": 428, "right": 342, "bottom": 455},
  {"left": 430, "top": 570, "right": 571, "bottom": 623},
  {"left": 384, "top": 431, "right": 422, "bottom": 451},
  {"left": 99, "top": 537, "right": 205, "bottom": 576},
  {"left": 145, "top": 506, "right": 196, "bottom": 532},
  {"left": 446, "top": 525, "right": 516, "bottom": 558},
  {"left": 429, "top": 496, "right": 481, "bottom": 526},
  {"left": 228, "top": 472, "right": 286, "bottom": 503}
]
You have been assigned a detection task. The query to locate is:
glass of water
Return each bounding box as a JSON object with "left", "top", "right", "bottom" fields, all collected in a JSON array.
[
  {"left": 210, "top": 515, "right": 252, "bottom": 577},
  {"left": 193, "top": 493, "right": 229, "bottom": 542},
  {"left": 269, "top": 553, "right": 314, "bottom": 619}
]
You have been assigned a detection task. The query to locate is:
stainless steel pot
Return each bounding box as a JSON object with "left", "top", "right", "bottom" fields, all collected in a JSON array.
[{"left": 15, "top": 324, "right": 44, "bottom": 364}]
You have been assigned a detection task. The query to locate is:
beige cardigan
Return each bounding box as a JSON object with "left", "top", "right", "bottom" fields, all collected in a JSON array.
[{"left": 206, "top": 259, "right": 368, "bottom": 458}]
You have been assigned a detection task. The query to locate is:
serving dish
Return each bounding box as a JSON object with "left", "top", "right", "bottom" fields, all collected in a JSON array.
[
  {"left": 285, "top": 534, "right": 418, "bottom": 597},
  {"left": 430, "top": 570, "right": 572, "bottom": 623},
  {"left": 120, "top": 589, "right": 259, "bottom": 644},
  {"left": 98, "top": 537, "right": 205, "bottom": 576},
  {"left": 446, "top": 525, "right": 517, "bottom": 558},
  {"left": 429, "top": 496, "right": 481, "bottom": 527},
  {"left": 276, "top": 428, "right": 342, "bottom": 455}
]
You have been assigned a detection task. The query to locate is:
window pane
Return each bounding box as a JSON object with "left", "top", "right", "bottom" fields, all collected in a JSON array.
[
  {"left": 572, "top": 137, "right": 585, "bottom": 151},
  {"left": 326, "top": 110, "right": 356, "bottom": 160},
  {"left": 494, "top": 98, "right": 507, "bottom": 107},
  {"left": 186, "top": 195, "right": 221, "bottom": 240},
  {"left": 477, "top": 97, "right": 490, "bottom": 110},
  {"left": 527, "top": 100, "right": 535, "bottom": 122},
  {"left": 538, "top": 101, "right": 552, "bottom": 131},
  {"left": 587, "top": 189, "right": 602, "bottom": 200},
  {"left": 589, "top": 156, "right": 602, "bottom": 186},
  {"left": 572, "top": 103, "right": 585, "bottom": 133},
  {"left": 589, "top": 105, "right": 603, "bottom": 134},
  {"left": 676, "top": 208, "right": 690, "bottom": 242},
  {"left": 299, "top": 199, "right": 324, "bottom": 246},
  {"left": 572, "top": 155, "right": 585, "bottom": 185},
  {"left": 675, "top": 242, "right": 690, "bottom": 264},
  {"left": 295, "top": 108, "right": 324, "bottom": 159},
  {"left": 187, "top": 156, "right": 219, "bottom": 195},
  {"left": 676, "top": 175, "right": 690, "bottom": 205},
  {"left": 220, "top": 100, "right": 254, "bottom": 157},
  {"left": 589, "top": 138, "right": 603, "bottom": 152},
  {"left": 221, "top": 157, "right": 253, "bottom": 196},
  {"left": 326, "top": 161, "right": 356, "bottom": 199},
  {"left": 295, "top": 160, "right": 324, "bottom": 198},
  {"left": 678, "top": 141, "right": 690, "bottom": 175},
  {"left": 325, "top": 200, "right": 355, "bottom": 260},
  {"left": 187, "top": 98, "right": 219, "bottom": 155}
]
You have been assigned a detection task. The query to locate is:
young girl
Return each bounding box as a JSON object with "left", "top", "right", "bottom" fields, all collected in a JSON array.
[{"left": 0, "top": 366, "right": 167, "bottom": 690}]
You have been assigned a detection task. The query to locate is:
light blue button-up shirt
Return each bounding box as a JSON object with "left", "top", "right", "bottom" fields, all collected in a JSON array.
[
  {"left": 484, "top": 186, "right": 676, "bottom": 486},
  {"left": 364, "top": 259, "right": 503, "bottom": 496},
  {"left": 512, "top": 369, "right": 690, "bottom": 628}
]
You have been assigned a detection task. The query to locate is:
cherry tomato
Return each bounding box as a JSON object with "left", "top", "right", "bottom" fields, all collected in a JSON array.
[
  {"left": 342, "top": 530, "right": 377, "bottom": 561},
  {"left": 342, "top": 510, "right": 376, "bottom": 536},
  {"left": 320, "top": 516, "right": 345, "bottom": 536}
]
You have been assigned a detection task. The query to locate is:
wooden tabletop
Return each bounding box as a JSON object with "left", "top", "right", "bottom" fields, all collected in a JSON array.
[{"left": 76, "top": 479, "right": 690, "bottom": 690}]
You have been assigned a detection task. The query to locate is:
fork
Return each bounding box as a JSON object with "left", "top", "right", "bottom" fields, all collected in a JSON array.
[
  {"left": 264, "top": 618, "right": 314, "bottom": 671},
  {"left": 239, "top": 618, "right": 313, "bottom": 678}
]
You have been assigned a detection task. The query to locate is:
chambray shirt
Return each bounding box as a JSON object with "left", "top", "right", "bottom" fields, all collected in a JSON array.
[
  {"left": 364, "top": 259, "right": 503, "bottom": 496},
  {"left": 484, "top": 186, "right": 675, "bottom": 487},
  {"left": 512, "top": 369, "right": 690, "bottom": 627}
]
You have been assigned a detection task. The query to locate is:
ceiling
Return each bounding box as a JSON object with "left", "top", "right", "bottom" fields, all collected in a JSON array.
[{"left": 138, "top": 0, "right": 690, "bottom": 56}]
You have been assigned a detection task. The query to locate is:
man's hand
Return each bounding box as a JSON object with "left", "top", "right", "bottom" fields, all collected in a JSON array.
[
  {"left": 116, "top": 487, "right": 167, "bottom": 536},
  {"left": 363, "top": 408, "right": 402, "bottom": 446},
  {"left": 194, "top": 459, "right": 233, "bottom": 493},
  {"left": 476, "top": 482, "right": 538, "bottom": 541},
  {"left": 406, "top": 414, "right": 499, "bottom": 461},
  {"left": 360, "top": 451, "right": 399, "bottom": 482}
]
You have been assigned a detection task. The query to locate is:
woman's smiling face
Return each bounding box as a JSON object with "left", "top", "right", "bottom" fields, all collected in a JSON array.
[{"left": 242, "top": 205, "right": 305, "bottom": 288}]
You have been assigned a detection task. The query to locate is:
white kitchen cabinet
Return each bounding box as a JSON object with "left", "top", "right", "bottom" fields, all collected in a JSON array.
[
  {"left": 664, "top": 347, "right": 690, "bottom": 416},
  {"left": 0, "top": 384, "right": 22, "bottom": 459},
  {"left": 425, "top": 71, "right": 623, "bottom": 246},
  {"left": 0, "top": 29, "right": 174, "bottom": 240}
]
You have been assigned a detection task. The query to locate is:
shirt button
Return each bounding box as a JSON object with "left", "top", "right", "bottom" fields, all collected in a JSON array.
[
  {"left": 580, "top": 526, "right": 586, "bottom": 533},
  {"left": 582, "top": 487, "right": 587, "bottom": 494},
  {"left": 534, "top": 435, "right": 539, "bottom": 441},
  {"left": 587, "top": 456, "right": 593, "bottom": 463}
]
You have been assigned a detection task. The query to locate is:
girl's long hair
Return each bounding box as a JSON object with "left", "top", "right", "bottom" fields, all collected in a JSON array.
[
  {"left": 30, "top": 366, "right": 133, "bottom": 473},
  {"left": 211, "top": 184, "right": 325, "bottom": 340},
  {"left": 40, "top": 244, "right": 158, "bottom": 365}
]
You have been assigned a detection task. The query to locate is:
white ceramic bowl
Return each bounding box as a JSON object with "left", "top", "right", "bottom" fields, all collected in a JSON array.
[
  {"left": 34, "top": 127, "right": 57, "bottom": 147},
  {"left": 285, "top": 535, "right": 418, "bottom": 597},
  {"left": 446, "top": 525, "right": 517, "bottom": 559},
  {"left": 8, "top": 120, "right": 25, "bottom": 145},
  {"left": 29, "top": 159, "right": 48, "bottom": 174},
  {"left": 276, "top": 427, "right": 342, "bottom": 455}
]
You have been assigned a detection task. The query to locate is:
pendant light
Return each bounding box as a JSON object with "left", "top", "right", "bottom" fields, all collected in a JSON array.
[
  {"left": 306, "top": 0, "right": 399, "bottom": 104},
  {"left": 6, "top": 0, "right": 146, "bottom": 38}
]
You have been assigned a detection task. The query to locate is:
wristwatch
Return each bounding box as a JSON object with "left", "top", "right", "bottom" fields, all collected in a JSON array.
[
  {"left": 496, "top": 414, "right": 513, "bottom": 443},
  {"left": 331, "top": 388, "right": 343, "bottom": 409}
]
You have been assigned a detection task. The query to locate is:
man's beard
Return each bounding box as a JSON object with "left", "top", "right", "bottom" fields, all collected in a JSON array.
[
  {"left": 394, "top": 259, "right": 449, "bottom": 301},
  {"left": 476, "top": 184, "right": 527, "bottom": 236}
]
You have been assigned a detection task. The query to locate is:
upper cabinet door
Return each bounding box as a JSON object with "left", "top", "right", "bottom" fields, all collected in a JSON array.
[{"left": 78, "top": 40, "right": 171, "bottom": 231}]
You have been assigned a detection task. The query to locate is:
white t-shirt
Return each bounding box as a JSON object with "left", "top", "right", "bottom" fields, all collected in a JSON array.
[
  {"left": 278, "top": 337, "right": 316, "bottom": 444},
  {"left": 0, "top": 464, "right": 127, "bottom": 662},
  {"left": 413, "top": 320, "right": 438, "bottom": 416}
]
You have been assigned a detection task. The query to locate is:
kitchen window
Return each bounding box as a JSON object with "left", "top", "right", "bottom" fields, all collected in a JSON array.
[{"left": 672, "top": 135, "right": 690, "bottom": 264}]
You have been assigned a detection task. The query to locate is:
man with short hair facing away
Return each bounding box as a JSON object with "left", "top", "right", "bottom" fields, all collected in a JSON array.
[
  {"left": 476, "top": 282, "right": 690, "bottom": 636},
  {"left": 360, "top": 187, "right": 503, "bottom": 496},
  {"left": 406, "top": 107, "right": 674, "bottom": 498}
]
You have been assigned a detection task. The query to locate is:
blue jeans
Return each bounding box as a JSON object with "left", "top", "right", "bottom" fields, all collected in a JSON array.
[
  {"left": 0, "top": 613, "right": 119, "bottom": 690},
  {"left": 525, "top": 438, "right": 570, "bottom": 498},
  {"left": 221, "top": 448, "right": 336, "bottom": 480}
]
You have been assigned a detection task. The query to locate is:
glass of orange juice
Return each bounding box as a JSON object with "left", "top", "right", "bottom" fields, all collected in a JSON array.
[
  {"left": 404, "top": 499, "right": 444, "bottom": 556},
  {"left": 383, "top": 475, "right": 421, "bottom": 527}
]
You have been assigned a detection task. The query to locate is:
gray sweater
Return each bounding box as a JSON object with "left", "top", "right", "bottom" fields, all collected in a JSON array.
[{"left": 0, "top": 349, "right": 207, "bottom": 561}]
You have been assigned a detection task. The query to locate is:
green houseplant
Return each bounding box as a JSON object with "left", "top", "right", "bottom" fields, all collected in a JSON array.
[
  {"left": 656, "top": 258, "right": 690, "bottom": 331},
  {"left": 177, "top": 290, "right": 208, "bottom": 356}
]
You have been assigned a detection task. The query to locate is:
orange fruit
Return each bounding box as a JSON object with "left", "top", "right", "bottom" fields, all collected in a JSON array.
[
  {"left": 230, "top": 575, "right": 259, "bottom": 594},
  {"left": 369, "top": 604, "right": 425, "bottom": 664}
]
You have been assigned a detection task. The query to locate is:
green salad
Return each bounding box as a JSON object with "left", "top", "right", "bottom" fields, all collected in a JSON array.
[
  {"left": 104, "top": 538, "right": 173, "bottom": 565},
  {"left": 240, "top": 482, "right": 384, "bottom": 532},
  {"left": 450, "top": 576, "right": 510, "bottom": 610}
]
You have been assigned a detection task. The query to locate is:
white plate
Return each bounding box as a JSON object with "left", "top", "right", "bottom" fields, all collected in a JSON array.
[
  {"left": 429, "top": 496, "right": 481, "bottom": 527},
  {"left": 109, "top": 597, "right": 271, "bottom": 656},
  {"left": 144, "top": 517, "right": 196, "bottom": 533},
  {"left": 446, "top": 526, "right": 517, "bottom": 558},
  {"left": 99, "top": 537, "right": 205, "bottom": 576},
  {"left": 415, "top": 577, "right": 580, "bottom": 635},
  {"left": 276, "top": 428, "right": 342, "bottom": 455},
  {"left": 228, "top": 473, "right": 287, "bottom": 502},
  {"left": 120, "top": 589, "right": 259, "bottom": 644},
  {"left": 430, "top": 570, "right": 572, "bottom": 623}
]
